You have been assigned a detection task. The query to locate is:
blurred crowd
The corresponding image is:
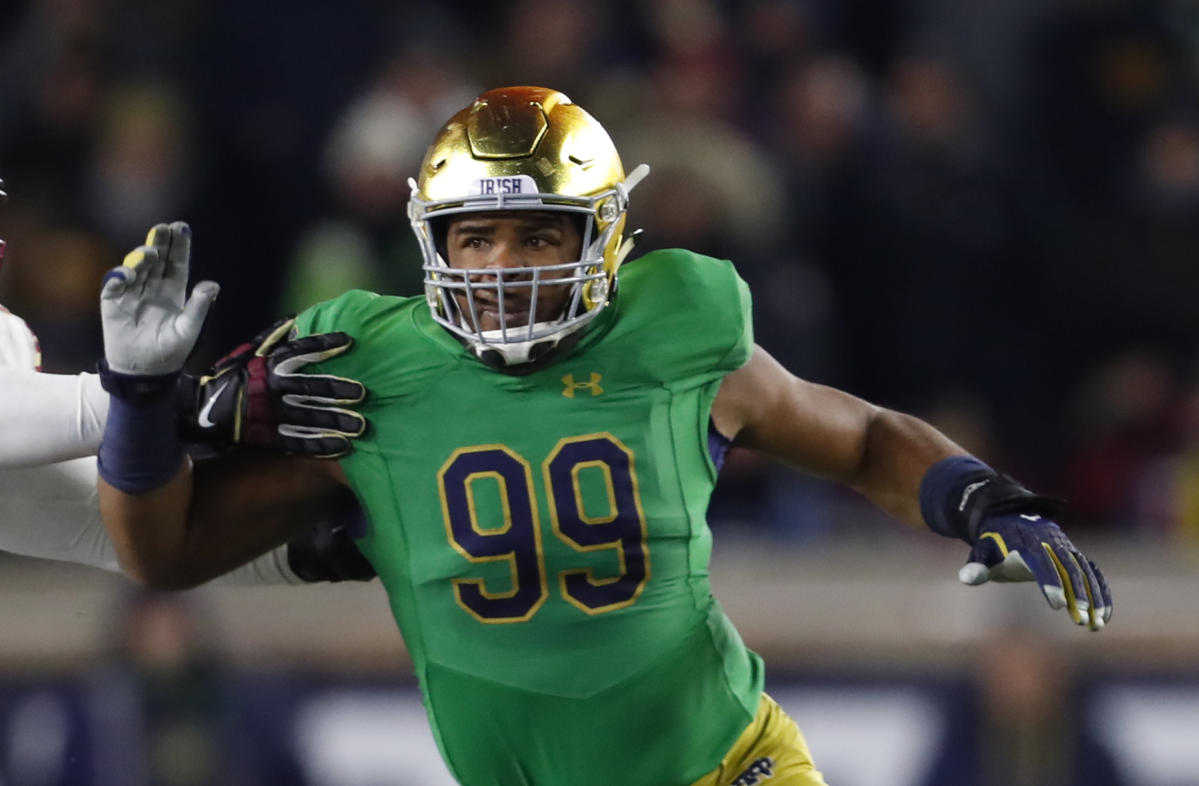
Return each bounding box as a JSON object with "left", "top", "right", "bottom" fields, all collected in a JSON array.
[
  {"left": 0, "top": 588, "right": 1134, "bottom": 786},
  {"left": 3, "top": 0, "right": 1199, "bottom": 540},
  {"left": 0, "top": 590, "right": 308, "bottom": 786}
]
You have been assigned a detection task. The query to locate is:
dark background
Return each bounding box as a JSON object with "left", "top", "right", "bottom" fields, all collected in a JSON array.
[
  {"left": 5, "top": 0, "right": 1199, "bottom": 538},
  {"left": 3, "top": 2, "right": 1199, "bottom": 783}
]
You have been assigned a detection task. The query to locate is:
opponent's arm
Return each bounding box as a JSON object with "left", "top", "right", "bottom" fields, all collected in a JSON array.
[
  {"left": 0, "top": 340, "right": 372, "bottom": 583},
  {"left": 0, "top": 457, "right": 121, "bottom": 571},
  {"left": 178, "top": 314, "right": 367, "bottom": 458},
  {"left": 2, "top": 206, "right": 371, "bottom": 583},
  {"left": 0, "top": 323, "right": 365, "bottom": 469},
  {"left": 1, "top": 449, "right": 371, "bottom": 585},
  {"left": 160, "top": 314, "right": 374, "bottom": 584},
  {"left": 0, "top": 451, "right": 356, "bottom": 585},
  {"left": 712, "top": 344, "right": 1112, "bottom": 631},
  {"left": 0, "top": 369, "right": 109, "bottom": 468}
]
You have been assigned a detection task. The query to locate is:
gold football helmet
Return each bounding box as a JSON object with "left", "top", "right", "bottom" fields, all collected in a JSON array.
[{"left": 408, "top": 86, "right": 649, "bottom": 367}]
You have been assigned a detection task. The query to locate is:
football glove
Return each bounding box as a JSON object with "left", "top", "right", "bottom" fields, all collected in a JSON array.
[
  {"left": 179, "top": 315, "right": 367, "bottom": 458},
  {"left": 960, "top": 513, "right": 1113, "bottom": 631},
  {"left": 100, "top": 222, "right": 219, "bottom": 376},
  {"left": 285, "top": 496, "right": 376, "bottom": 582}
]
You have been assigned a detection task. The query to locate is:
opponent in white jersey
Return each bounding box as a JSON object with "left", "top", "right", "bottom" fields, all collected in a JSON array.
[{"left": 0, "top": 183, "right": 374, "bottom": 585}]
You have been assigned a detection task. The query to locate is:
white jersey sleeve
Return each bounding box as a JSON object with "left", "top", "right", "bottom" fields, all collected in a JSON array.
[
  {"left": 0, "top": 455, "right": 304, "bottom": 584},
  {"left": 0, "top": 305, "right": 307, "bottom": 584},
  {"left": 0, "top": 368, "right": 109, "bottom": 468},
  {"left": 0, "top": 306, "right": 41, "bottom": 370},
  {"left": 0, "top": 457, "right": 120, "bottom": 571},
  {"left": 0, "top": 306, "right": 110, "bottom": 468}
]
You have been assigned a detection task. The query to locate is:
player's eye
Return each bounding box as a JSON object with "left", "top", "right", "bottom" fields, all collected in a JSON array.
[{"left": 525, "top": 234, "right": 557, "bottom": 249}]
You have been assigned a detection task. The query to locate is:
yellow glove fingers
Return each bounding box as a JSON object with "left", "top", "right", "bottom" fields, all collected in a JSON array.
[
  {"left": 1042, "top": 543, "right": 1087, "bottom": 626},
  {"left": 123, "top": 247, "right": 148, "bottom": 272},
  {"left": 1069, "top": 551, "right": 1106, "bottom": 631},
  {"left": 101, "top": 246, "right": 159, "bottom": 300},
  {"left": 144, "top": 223, "right": 172, "bottom": 282}
]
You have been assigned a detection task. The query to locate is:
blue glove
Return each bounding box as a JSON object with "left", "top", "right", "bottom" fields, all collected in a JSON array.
[{"left": 960, "top": 513, "right": 1113, "bottom": 631}]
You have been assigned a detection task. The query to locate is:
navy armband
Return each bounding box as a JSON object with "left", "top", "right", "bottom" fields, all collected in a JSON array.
[{"left": 919, "top": 456, "right": 1065, "bottom": 542}]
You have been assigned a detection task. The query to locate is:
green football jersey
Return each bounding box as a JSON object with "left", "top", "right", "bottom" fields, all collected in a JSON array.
[{"left": 295, "top": 248, "right": 762, "bottom": 786}]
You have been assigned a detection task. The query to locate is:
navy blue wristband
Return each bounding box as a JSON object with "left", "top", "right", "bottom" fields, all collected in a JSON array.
[
  {"left": 918, "top": 456, "right": 995, "bottom": 542},
  {"left": 97, "top": 374, "right": 186, "bottom": 493},
  {"left": 97, "top": 359, "right": 179, "bottom": 404}
]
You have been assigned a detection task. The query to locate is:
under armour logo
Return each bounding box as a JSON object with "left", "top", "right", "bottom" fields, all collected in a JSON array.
[{"left": 562, "top": 373, "right": 603, "bottom": 398}]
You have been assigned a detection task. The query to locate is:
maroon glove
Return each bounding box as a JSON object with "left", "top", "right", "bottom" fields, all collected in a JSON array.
[{"left": 178, "top": 315, "right": 367, "bottom": 457}]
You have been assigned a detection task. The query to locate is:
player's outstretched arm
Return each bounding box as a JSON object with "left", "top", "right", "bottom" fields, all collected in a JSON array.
[
  {"left": 712, "top": 344, "right": 1111, "bottom": 631},
  {"left": 712, "top": 346, "right": 960, "bottom": 526},
  {"left": 96, "top": 222, "right": 349, "bottom": 588}
]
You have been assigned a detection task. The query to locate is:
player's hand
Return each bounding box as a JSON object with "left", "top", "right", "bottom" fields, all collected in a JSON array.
[
  {"left": 959, "top": 513, "right": 1113, "bottom": 631},
  {"left": 100, "top": 222, "right": 219, "bottom": 376},
  {"left": 180, "top": 315, "right": 367, "bottom": 458}
]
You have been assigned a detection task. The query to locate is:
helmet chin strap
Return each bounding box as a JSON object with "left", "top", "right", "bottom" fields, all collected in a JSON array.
[
  {"left": 474, "top": 326, "right": 561, "bottom": 366},
  {"left": 472, "top": 327, "right": 586, "bottom": 376},
  {"left": 614, "top": 228, "right": 644, "bottom": 267}
]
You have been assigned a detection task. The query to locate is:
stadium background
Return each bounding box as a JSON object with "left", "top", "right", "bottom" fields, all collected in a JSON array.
[{"left": 2, "top": 0, "right": 1199, "bottom": 783}]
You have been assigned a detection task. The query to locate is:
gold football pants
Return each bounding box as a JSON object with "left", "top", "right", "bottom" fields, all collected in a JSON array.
[{"left": 690, "top": 693, "right": 828, "bottom": 786}]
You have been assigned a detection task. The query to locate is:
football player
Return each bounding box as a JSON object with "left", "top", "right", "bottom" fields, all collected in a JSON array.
[
  {"left": 95, "top": 88, "right": 1112, "bottom": 786},
  {"left": 0, "top": 179, "right": 374, "bottom": 584}
]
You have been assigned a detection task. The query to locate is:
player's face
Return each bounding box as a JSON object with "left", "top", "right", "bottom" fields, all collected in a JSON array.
[{"left": 445, "top": 212, "right": 583, "bottom": 332}]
